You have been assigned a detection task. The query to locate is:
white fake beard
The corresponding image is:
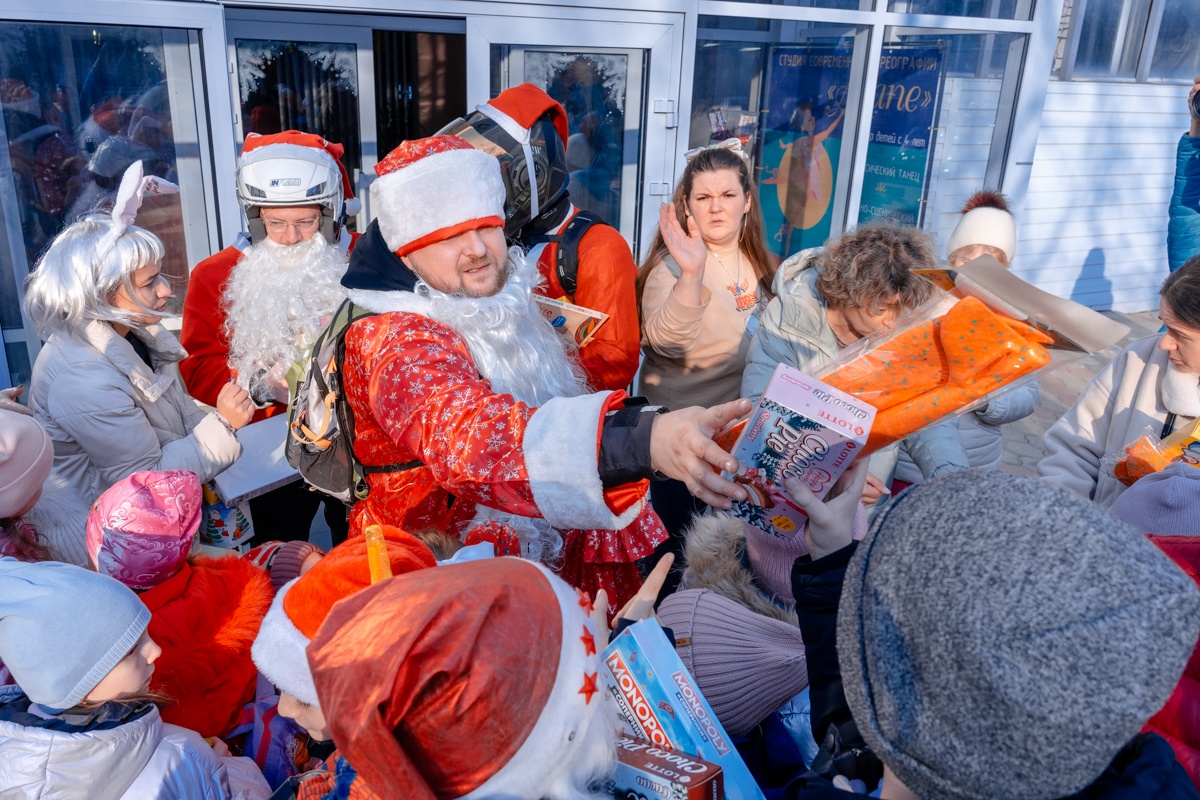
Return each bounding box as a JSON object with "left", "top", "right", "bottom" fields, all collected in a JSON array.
[
  {"left": 416, "top": 246, "right": 588, "bottom": 407},
  {"left": 224, "top": 236, "right": 348, "bottom": 397}
]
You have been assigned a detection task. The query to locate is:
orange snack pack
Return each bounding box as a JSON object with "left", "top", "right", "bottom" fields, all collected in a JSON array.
[
  {"left": 1114, "top": 418, "right": 1200, "bottom": 486},
  {"left": 819, "top": 296, "right": 1052, "bottom": 455}
]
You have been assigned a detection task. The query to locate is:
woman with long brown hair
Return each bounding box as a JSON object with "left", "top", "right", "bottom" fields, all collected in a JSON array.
[
  {"left": 637, "top": 141, "right": 776, "bottom": 410},
  {"left": 636, "top": 140, "right": 776, "bottom": 565}
]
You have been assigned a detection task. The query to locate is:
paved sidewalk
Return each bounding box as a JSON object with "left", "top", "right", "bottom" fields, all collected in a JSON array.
[{"left": 1001, "top": 310, "right": 1162, "bottom": 475}]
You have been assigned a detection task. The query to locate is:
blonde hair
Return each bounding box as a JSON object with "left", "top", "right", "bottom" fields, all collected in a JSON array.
[{"left": 23, "top": 212, "right": 166, "bottom": 336}]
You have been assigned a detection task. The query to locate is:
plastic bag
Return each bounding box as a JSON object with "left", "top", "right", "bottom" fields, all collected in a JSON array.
[
  {"left": 813, "top": 296, "right": 1053, "bottom": 456},
  {"left": 1111, "top": 418, "right": 1200, "bottom": 486}
]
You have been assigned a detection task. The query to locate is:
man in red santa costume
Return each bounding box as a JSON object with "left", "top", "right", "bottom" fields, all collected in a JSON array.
[
  {"left": 339, "top": 135, "right": 750, "bottom": 610},
  {"left": 441, "top": 83, "right": 640, "bottom": 391},
  {"left": 181, "top": 130, "right": 360, "bottom": 543}
]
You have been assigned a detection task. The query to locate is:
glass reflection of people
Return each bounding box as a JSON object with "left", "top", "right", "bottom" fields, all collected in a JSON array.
[
  {"left": 0, "top": 78, "right": 85, "bottom": 263},
  {"left": 764, "top": 99, "right": 845, "bottom": 256},
  {"left": 547, "top": 57, "right": 623, "bottom": 224}
]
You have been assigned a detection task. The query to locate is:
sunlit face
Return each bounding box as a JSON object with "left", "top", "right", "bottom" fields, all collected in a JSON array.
[
  {"left": 1159, "top": 299, "right": 1200, "bottom": 375},
  {"left": 260, "top": 205, "right": 324, "bottom": 246},
  {"left": 110, "top": 261, "right": 171, "bottom": 324},
  {"left": 278, "top": 690, "right": 332, "bottom": 742},
  {"left": 948, "top": 243, "right": 1009, "bottom": 269},
  {"left": 403, "top": 226, "right": 511, "bottom": 298},
  {"left": 84, "top": 629, "right": 160, "bottom": 704},
  {"left": 685, "top": 169, "right": 751, "bottom": 249}
]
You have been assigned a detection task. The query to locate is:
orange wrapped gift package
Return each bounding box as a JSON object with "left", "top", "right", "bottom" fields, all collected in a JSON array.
[{"left": 817, "top": 296, "right": 1052, "bottom": 456}]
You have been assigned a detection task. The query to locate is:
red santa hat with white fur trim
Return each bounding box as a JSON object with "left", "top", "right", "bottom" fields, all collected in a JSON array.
[
  {"left": 250, "top": 529, "right": 436, "bottom": 707},
  {"left": 946, "top": 190, "right": 1016, "bottom": 264},
  {"left": 370, "top": 135, "right": 507, "bottom": 257},
  {"left": 308, "top": 557, "right": 612, "bottom": 799}
]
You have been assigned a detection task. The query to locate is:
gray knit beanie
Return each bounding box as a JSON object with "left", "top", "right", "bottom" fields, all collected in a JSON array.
[
  {"left": 1109, "top": 462, "right": 1200, "bottom": 536},
  {"left": 657, "top": 588, "right": 807, "bottom": 737},
  {"left": 837, "top": 470, "right": 1200, "bottom": 800}
]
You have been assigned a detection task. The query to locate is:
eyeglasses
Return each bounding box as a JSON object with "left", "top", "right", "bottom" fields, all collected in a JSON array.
[{"left": 262, "top": 217, "right": 321, "bottom": 233}]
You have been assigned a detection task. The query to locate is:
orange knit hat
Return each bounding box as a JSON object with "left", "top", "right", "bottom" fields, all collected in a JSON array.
[{"left": 251, "top": 526, "right": 436, "bottom": 706}]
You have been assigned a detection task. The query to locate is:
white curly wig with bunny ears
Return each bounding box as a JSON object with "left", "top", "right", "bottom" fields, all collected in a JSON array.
[{"left": 23, "top": 161, "right": 177, "bottom": 336}]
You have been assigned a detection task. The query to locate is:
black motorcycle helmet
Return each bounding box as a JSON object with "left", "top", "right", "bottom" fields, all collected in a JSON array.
[{"left": 439, "top": 85, "right": 570, "bottom": 237}]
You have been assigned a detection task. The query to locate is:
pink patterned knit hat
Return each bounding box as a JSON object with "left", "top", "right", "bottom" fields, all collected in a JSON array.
[{"left": 86, "top": 470, "right": 202, "bottom": 591}]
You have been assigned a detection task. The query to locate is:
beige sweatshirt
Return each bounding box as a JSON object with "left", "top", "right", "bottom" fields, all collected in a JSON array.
[{"left": 638, "top": 249, "right": 760, "bottom": 409}]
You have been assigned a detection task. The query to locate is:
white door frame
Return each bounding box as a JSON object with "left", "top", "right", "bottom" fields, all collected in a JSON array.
[{"left": 466, "top": 10, "right": 686, "bottom": 257}]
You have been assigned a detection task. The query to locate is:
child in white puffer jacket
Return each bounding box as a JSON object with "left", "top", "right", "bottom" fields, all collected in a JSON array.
[{"left": 0, "top": 559, "right": 270, "bottom": 800}]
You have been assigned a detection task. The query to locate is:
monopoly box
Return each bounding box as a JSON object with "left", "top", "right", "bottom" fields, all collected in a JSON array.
[
  {"left": 601, "top": 619, "right": 765, "bottom": 800},
  {"left": 609, "top": 736, "right": 724, "bottom": 800},
  {"left": 722, "top": 363, "right": 875, "bottom": 539}
]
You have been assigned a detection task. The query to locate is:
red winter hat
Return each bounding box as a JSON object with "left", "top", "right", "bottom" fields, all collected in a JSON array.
[
  {"left": 483, "top": 82, "right": 569, "bottom": 147},
  {"left": 251, "top": 526, "right": 436, "bottom": 706},
  {"left": 370, "top": 135, "right": 505, "bottom": 257},
  {"left": 309, "top": 557, "right": 610, "bottom": 800},
  {"left": 240, "top": 130, "right": 360, "bottom": 215}
]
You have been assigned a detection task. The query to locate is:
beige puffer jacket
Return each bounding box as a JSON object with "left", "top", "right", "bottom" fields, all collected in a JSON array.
[{"left": 29, "top": 320, "right": 241, "bottom": 504}]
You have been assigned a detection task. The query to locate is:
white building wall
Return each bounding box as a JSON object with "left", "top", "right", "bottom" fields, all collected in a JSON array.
[{"left": 1013, "top": 81, "right": 1192, "bottom": 313}]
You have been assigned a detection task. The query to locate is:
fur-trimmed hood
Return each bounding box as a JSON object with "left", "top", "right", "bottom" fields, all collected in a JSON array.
[
  {"left": 679, "top": 514, "right": 798, "bottom": 626},
  {"left": 139, "top": 555, "right": 273, "bottom": 738}
]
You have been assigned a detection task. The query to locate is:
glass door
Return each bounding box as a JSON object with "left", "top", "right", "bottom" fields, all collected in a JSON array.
[
  {"left": 468, "top": 13, "right": 685, "bottom": 258},
  {"left": 225, "top": 11, "right": 467, "bottom": 230},
  {"left": 492, "top": 46, "right": 645, "bottom": 237},
  {"left": 226, "top": 17, "right": 374, "bottom": 231}
]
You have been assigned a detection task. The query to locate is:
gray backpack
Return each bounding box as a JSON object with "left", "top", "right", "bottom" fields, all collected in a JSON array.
[{"left": 286, "top": 299, "right": 418, "bottom": 505}]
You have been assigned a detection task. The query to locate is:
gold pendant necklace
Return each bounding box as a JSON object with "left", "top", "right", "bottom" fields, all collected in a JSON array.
[{"left": 709, "top": 247, "right": 759, "bottom": 312}]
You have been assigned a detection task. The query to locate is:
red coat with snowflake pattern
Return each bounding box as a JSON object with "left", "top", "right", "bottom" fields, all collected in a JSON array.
[{"left": 342, "top": 308, "right": 666, "bottom": 610}]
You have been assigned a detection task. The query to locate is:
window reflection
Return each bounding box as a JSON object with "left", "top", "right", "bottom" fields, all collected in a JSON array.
[{"left": 0, "top": 22, "right": 200, "bottom": 387}]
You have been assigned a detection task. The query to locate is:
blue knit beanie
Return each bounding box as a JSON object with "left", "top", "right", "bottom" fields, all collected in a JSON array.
[{"left": 0, "top": 558, "right": 150, "bottom": 710}]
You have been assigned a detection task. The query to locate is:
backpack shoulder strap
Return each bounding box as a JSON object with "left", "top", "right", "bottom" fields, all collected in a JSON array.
[
  {"left": 553, "top": 210, "right": 602, "bottom": 301},
  {"left": 329, "top": 301, "right": 423, "bottom": 499}
]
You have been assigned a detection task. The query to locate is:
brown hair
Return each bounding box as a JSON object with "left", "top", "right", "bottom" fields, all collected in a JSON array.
[
  {"left": 1161, "top": 255, "right": 1200, "bottom": 329},
  {"left": 816, "top": 223, "right": 937, "bottom": 314},
  {"left": 0, "top": 517, "right": 52, "bottom": 562},
  {"left": 636, "top": 147, "right": 776, "bottom": 318}
]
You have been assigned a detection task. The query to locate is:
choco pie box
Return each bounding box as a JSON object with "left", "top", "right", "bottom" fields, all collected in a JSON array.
[
  {"left": 601, "top": 619, "right": 765, "bottom": 800},
  {"left": 723, "top": 363, "right": 874, "bottom": 539},
  {"left": 610, "top": 736, "right": 724, "bottom": 800}
]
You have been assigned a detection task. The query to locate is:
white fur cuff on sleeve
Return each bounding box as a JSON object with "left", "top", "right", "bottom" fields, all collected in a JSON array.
[{"left": 524, "top": 393, "right": 639, "bottom": 531}]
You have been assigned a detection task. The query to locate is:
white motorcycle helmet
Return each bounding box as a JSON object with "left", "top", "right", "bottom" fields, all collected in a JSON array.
[{"left": 236, "top": 141, "right": 354, "bottom": 244}]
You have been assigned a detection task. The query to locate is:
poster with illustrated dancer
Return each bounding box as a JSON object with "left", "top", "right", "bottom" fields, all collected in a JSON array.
[
  {"left": 759, "top": 44, "right": 852, "bottom": 260},
  {"left": 858, "top": 43, "right": 946, "bottom": 226}
]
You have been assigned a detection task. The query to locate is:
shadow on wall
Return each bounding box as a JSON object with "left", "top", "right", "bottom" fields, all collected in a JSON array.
[{"left": 1072, "top": 247, "right": 1114, "bottom": 312}]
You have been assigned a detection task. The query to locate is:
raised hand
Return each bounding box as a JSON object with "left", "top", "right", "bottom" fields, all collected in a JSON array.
[{"left": 660, "top": 202, "right": 708, "bottom": 280}]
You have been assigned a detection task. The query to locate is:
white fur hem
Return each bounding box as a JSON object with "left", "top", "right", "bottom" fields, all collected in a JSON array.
[
  {"left": 250, "top": 578, "right": 320, "bottom": 707},
  {"left": 346, "top": 288, "right": 433, "bottom": 317},
  {"left": 524, "top": 392, "right": 640, "bottom": 530},
  {"left": 460, "top": 563, "right": 599, "bottom": 799}
]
